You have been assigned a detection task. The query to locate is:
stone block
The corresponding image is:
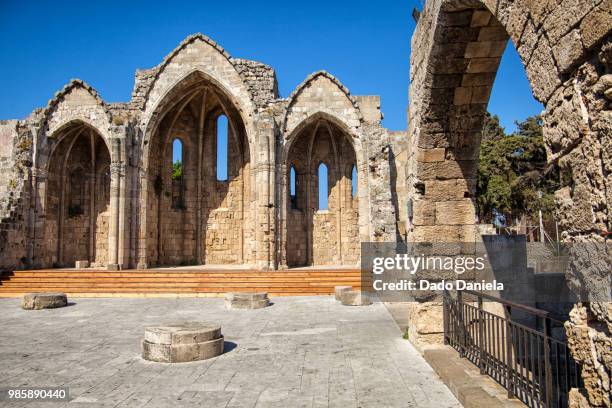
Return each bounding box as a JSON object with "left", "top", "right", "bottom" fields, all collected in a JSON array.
[
  {"left": 579, "top": 0, "right": 611, "bottom": 49},
  {"left": 411, "top": 225, "right": 476, "bottom": 243},
  {"left": 464, "top": 41, "right": 493, "bottom": 58},
  {"left": 225, "top": 292, "right": 269, "bottom": 309},
  {"left": 417, "top": 160, "right": 478, "bottom": 180},
  {"left": 334, "top": 286, "right": 352, "bottom": 301},
  {"left": 453, "top": 87, "right": 472, "bottom": 105},
  {"left": 470, "top": 86, "right": 491, "bottom": 103},
  {"left": 435, "top": 200, "right": 475, "bottom": 225},
  {"left": 466, "top": 57, "right": 500, "bottom": 73},
  {"left": 22, "top": 292, "right": 68, "bottom": 310},
  {"left": 525, "top": 35, "right": 561, "bottom": 102},
  {"left": 477, "top": 26, "right": 508, "bottom": 41},
  {"left": 424, "top": 179, "right": 475, "bottom": 201},
  {"left": 340, "top": 291, "right": 372, "bottom": 306},
  {"left": 461, "top": 73, "right": 496, "bottom": 87},
  {"left": 552, "top": 29, "right": 585, "bottom": 74},
  {"left": 416, "top": 147, "right": 446, "bottom": 162},
  {"left": 413, "top": 199, "right": 436, "bottom": 226},
  {"left": 75, "top": 260, "right": 89, "bottom": 269},
  {"left": 470, "top": 10, "right": 491, "bottom": 27},
  {"left": 142, "top": 323, "right": 224, "bottom": 363}
]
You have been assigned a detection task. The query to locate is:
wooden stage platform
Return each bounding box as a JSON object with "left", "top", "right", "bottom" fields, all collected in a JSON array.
[{"left": 0, "top": 267, "right": 362, "bottom": 298}]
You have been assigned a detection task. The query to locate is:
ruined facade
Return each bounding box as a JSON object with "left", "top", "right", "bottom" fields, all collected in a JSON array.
[
  {"left": 0, "top": 0, "right": 610, "bottom": 404},
  {"left": 0, "top": 34, "right": 396, "bottom": 273}
]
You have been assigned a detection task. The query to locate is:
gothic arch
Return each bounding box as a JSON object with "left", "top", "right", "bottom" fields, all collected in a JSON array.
[
  {"left": 38, "top": 121, "right": 112, "bottom": 267},
  {"left": 282, "top": 71, "right": 364, "bottom": 139},
  {"left": 137, "top": 68, "right": 254, "bottom": 268},
  {"left": 280, "top": 115, "right": 363, "bottom": 267},
  {"left": 407, "top": 0, "right": 608, "bottom": 243}
]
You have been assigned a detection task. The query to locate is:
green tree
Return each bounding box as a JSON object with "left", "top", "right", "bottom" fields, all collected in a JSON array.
[
  {"left": 172, "top": 161, "right": 183, "bottom": 180},
  {"left": 481, "top": 112, "right": 506, "bottom": 142},
  {"left": 476, "top": 114, "right": 558, "bottom": 225},
  {"left": 514, "top": 115, "right": 543, "bottom": 139}
]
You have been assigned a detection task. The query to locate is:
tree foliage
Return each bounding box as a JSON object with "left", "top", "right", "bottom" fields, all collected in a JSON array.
[
  {"left": 481, "top": 112, "right": 506, "bottom": 142},
  {"left": 172, "top": 161, "right": 183, "bottom": 180},
  {"left": 476, "top": 114, "right": 559, "bottom": 225}
]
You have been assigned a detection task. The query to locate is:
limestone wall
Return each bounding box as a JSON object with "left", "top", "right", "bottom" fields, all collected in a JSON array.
[
  {"left": 0, "top": 34, "right": 398, "bottom": 275},
  {"left": 408, "top": 0, "right": 611, "bottom": 404},
  {"left": 0, "top": 120, "right": 32, "bottom": 270}
]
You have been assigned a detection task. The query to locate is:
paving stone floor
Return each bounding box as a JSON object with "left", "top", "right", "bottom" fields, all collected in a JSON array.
[{"left": 0, "top": 297, "right": 461, "bottom": 408}]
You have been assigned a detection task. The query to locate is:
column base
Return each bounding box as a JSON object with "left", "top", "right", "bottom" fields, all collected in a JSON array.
[
  {"left": 107, "top": 263, "right": 120, "bottom": 271},
  {"left": 136, "top": 262, "right": 149, "bottom": 270}
]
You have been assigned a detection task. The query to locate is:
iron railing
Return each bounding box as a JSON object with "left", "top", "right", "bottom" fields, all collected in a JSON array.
[{"left": 443, "top": 290, "right": 581, "bottom": 408}]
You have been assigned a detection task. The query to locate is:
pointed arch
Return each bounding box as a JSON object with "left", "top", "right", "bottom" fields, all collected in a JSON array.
[{"left": 282, "top": 71, "right": 364, "bottom": 139}]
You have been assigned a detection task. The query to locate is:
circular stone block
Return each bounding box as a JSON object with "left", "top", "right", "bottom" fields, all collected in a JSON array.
[
  {"left": 142, "top": 323, "right": 224, "bottom": 363},
  {"left": 22, "top": 292, "right": 68, "bottom": 310},
  {"left": 225, "top": 292, "right": 269, "bottom": 310},
  {"left": 334, "top": 286, "right": 352, "bottom": 301},
  {"left": 340, "top": 291, "right": 372, "bottom": 306}
]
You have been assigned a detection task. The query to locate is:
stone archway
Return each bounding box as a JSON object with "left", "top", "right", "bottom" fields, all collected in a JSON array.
[
  {"left": 44, "top": 122, "right": 112, "bottom": 267},
  {"left": 139, "top": 73, "right": 252, "bottom": 267},
  {"left": 282, "top": 118, "right": 360, "bottom": 267},
  {"left": 408, "top": 0, "right": 611, "bottom": 405}
]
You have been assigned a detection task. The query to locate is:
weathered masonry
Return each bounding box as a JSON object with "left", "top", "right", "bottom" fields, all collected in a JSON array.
[
  {"left": 0, "top": 34, "right": 397, "bottom": 272},
  {"left": 0, "top": 0, "right": 610, "bottom": 405},
  {"left": 407, "top": 1, "right": 611, "bottom": 407}
]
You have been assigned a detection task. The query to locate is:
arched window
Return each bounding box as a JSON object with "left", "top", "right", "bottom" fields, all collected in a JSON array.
[
  {"left": 216, "top": 115, "right": 228, "bottom": 181},
  {"left": 351, "top": 164, "right": 358, "bottom": 199},
  {"left": 171, "top": 138, "right": 184, "bottom": 209},
  {"left": 318, "top": 163, "right": 328, "bottom": 210},
  {"left": 289, "top": 166, "right": 297, "bottom": 209}
]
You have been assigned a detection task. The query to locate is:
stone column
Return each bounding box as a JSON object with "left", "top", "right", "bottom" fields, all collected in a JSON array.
[
  {"left": 254, "top": 115, "right": 276, "bottom": 270},
  {"left": 136, "top": 165, "right": 149, "bottom": 269},
  {"left": 196, "top": 92, "right": 206, "bottom": 264},
  {"left": 88, "top": 131, "right": 96, "bottom": 263},
  {"left": 29, "top": 167, "right": 46, "bottom": 267},
  {"left": 107, "top": 162, "right": 120, "bottom": 270},
  {"left": 107, "top": 137, "right": 122, "bottom": 271}
]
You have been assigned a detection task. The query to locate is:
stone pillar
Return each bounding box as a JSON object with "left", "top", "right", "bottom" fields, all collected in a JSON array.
[
  {"left": 254, "top": 115, "right": 276, "bottom": 270},
  {"left": 136, "top": 165, "right": 149, "bottom": 269},
  {"left": 107, "top": 160, "right": 120, "bottom": 270},
  {"left": 88, "top": 131, "right": 96, "bottom": 263},
  {"left": 275, "top": 156, "right": 287, "bottom": 268},
  {"left": 29, "top": 167, "right": 46, "bottom": 267}
]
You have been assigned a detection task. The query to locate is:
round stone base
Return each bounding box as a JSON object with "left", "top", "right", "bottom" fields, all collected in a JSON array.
[
  {"left": 142, "top": 323, "right": 224, "bottom": 363},
  {"left": 22, "top": 292, "right": 68, "bottom": 310},
  {"left": 340, "top": 291, "right": 372, "bottom": 306},
  {"left": 225, "top": 292, "right": 269, "bottom": 310},
  {"left": 334, "top": 286, "right": 352, "bottom": 301}
]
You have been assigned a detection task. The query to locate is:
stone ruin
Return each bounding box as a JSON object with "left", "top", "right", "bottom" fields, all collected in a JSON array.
[
  {"left": 21, "top": 292, "right": 68, "bottom": 310},
  {"left": 0, "top": 0, "right": 610, "bottom": 404},
  {"left": 225, "top": 292, "right": 269, "bottom": 309},
  {"left": 142, "top": 323, "right": 224, "bottom": 363}
]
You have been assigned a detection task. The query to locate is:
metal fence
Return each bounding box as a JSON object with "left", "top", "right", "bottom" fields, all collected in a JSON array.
[{"left": 443, "top": 290, "right": 581, "bottom": 408}]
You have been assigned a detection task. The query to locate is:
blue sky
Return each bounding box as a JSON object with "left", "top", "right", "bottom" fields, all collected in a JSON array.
[{"left": 0, "top": 0, "right": 542, "bottom": 133}]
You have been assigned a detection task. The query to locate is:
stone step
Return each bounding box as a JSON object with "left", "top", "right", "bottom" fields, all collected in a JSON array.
[{"left": 423, "top": 346, "right": 526, "bottom": 408}]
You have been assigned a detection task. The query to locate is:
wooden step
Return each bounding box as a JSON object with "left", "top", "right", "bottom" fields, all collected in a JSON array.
[{"left": 0, "top": 267, "right": 363, "bottom": 298}]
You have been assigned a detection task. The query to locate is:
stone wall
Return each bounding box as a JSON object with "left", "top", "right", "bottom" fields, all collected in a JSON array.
[
  {"left": 408, "top": 0, "right": 611, "bottom": 405},
  {"left": 0, "top": 121, "right": 32, "bottom": 270}
]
